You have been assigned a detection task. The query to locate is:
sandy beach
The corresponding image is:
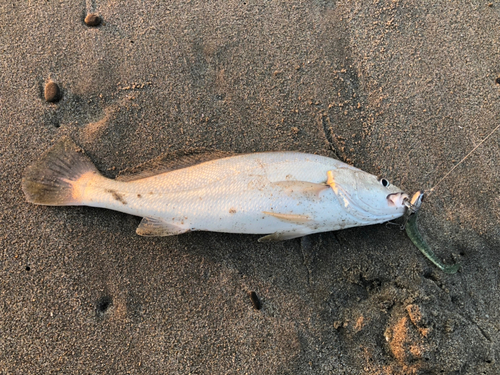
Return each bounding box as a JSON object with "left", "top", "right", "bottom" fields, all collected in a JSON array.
[{"left": 1, "top": 1, "right": 499, "bottom": 373}]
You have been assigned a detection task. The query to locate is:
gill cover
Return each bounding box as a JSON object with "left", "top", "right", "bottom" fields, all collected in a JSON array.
[{"left": 328, "top": 168, "right": 407, "bottom": 222}]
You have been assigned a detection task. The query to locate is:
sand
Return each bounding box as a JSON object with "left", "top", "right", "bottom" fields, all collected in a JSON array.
[{"left": 1, "top": 1, "right": 499, "bottom": 373}]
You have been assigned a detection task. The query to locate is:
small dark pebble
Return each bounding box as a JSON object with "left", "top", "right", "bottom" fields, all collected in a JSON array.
[
  {"left": 84, "top": 14, "right": 101, "bottom": 27},
  {"left": 249, "top": 291, "right": 262, "bottom": 310},
  {"left": 496, "top": 77, "right": 500, "bottom": 85},
  {"left": 44, "top": 81, "right": 61, "bottom": 102},
  {"left": 96, "top": 295, "right": 113, "bottom": 316}
]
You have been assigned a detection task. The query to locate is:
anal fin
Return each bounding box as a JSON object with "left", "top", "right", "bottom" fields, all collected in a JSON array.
[{"left": 136, "top": 217, "right": 190, "bottom": 237}]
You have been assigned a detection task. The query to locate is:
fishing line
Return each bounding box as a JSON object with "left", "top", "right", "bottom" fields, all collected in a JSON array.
[{"left": 426, "top": 122, "right": 500, "bottom": 196}]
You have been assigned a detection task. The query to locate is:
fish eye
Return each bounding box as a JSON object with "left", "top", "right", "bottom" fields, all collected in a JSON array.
[{"left": 379, "top": 178, "right": 390, "bottom": 187}]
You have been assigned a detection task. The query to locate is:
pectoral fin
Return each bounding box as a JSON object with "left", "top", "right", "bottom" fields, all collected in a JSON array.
[
  {"left": 262, "top": 211, "right": 311, "bottom": 224},
  {"left": 136, "top": 217, "right": 190, "bottom": 237},
  {"left": 326, "top": 170, "right": 339, "bottom": 194},
  {"left": 273, "top": 181, "right": 329, "bottom": 198},
  {"left": 258, "top": 230, "right": 311, "bottom": 242}
]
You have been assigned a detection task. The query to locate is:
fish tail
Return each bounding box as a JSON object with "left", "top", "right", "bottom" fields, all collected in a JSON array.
[{"left": 22, "top": 137, "right": 100, "bottom": 206}]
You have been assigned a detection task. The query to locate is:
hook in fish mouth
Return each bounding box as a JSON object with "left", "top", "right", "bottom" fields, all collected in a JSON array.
[
  {"left": 386, "top": 192, "right": 409, "bottom": 207},
  {"left": 400, "top": 190, "right": 426, "bottom": 229}
]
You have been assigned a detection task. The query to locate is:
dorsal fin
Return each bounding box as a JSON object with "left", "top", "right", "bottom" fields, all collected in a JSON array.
[{"left": 116, "top": 148, "right": 236, "bottom": 181}]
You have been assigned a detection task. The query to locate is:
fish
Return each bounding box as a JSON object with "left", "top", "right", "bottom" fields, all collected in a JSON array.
[{"left": 22, "top": 137, "right": 409, "bottom": 241}]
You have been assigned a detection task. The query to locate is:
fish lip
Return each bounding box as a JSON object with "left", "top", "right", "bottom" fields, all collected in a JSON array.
[{"left": 386, "top": 192, "right": 409, "bottom": 207}]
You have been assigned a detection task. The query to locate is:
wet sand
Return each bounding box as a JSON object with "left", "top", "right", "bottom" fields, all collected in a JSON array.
[{"left": 1, "top": 1, "right": 499, "bottom": 373}]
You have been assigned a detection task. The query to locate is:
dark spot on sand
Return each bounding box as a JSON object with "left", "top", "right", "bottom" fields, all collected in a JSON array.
[
  {"left": 496, "top": 77, "right": 500, "bottom": 85},
  {"left": 84, "top": 14, "right": 101, "bottom": 27},
  {"left": 25, "top": 266, "right": 30, "bottom": 271},
  {"left": 248, "top": 291, "right": 262, "bottom": 310},
  {"left": 105, "top": 189, "right": 127, "bottom": 205},
  {"left": 44, "top": 81, "right": 61, "bottom": 102},
  {"left": 137, "top": 194, "right": 142, "bottom": 198},
  {"left": 229, "top": 208, "right": 237, "bottom": 214},
  {"left": 96, "top": 296, "right": 112, "bottom": 316},
  {"left": 423, "top": 270, "right": 438, "bottom": 282}
]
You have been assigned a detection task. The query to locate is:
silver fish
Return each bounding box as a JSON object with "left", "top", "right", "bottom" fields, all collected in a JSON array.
[{"left": 22, "top": 138, "right": 408, "bottom": 241}]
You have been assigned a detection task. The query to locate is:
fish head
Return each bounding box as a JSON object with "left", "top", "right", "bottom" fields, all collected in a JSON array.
[{"left": 332, "top": 168, "right": 408, "bottom": 222}]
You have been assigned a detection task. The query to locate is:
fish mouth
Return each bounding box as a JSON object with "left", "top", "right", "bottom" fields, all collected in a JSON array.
[{"left": 387, "top": 192, "right": 409, "bottom": 207}]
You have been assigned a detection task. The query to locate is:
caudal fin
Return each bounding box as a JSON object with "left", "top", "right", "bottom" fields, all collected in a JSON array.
[{"left": 22, "top": 137, "right": 100, "bottom": 205}]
